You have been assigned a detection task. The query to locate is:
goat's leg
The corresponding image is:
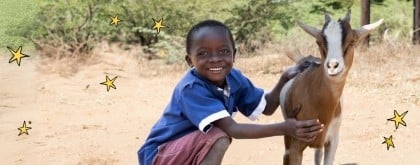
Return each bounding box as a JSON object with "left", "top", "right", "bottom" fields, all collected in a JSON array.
[
  {"left": 314, "top": 148, "right": 323, "bottom": 165},
  {"left": 323, "top": 115, "right": 341, "bottom": 165},
  {"left": 287, "top": 140, "right": 307, "bottom": 165},
  {"left": 283, "top": 136, "right": 291, "bottom": 165}
]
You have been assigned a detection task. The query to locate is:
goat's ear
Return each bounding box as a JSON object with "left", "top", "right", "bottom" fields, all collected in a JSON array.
[
  {"left": 297, "top": 21, "right": 323, "bottom": 41},
  {"left": 355, "top": 19, "right": 384, "bottom": 42},
  {"left": 285, "top": 49, "right": 304, "bottom": 63}
]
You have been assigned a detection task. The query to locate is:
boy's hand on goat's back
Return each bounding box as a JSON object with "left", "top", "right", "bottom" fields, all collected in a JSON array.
[
  {"left": 296, "top": 55, "right": 321, "bottom": 72},
  {"left": 283, "top": 118, "right": 324, "bottom": 142},
  {"left": 283, "top": 56, "right": 321, "bottom": 80}
]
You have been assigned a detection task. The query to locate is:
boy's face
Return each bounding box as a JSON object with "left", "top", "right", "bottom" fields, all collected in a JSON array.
[{"left": 186, "top": 27, "right": 235, "bottom": 87}]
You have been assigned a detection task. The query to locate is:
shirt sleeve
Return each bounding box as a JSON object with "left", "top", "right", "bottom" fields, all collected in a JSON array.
[
  {"left": 236, "top": 77, "right": 267, "bottom": 121},
  {"left": 179, "top": 83, "right": 230, "bottom": 133}
]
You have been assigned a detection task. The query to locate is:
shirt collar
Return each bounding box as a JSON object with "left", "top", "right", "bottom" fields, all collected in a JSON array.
[{"left": 190, "top": 68, "right": 241, "bottom": 94}]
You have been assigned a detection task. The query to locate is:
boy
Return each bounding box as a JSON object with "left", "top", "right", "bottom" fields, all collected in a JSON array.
[{"left": 138, "top": 20, "right": 323, "bottom": 165}]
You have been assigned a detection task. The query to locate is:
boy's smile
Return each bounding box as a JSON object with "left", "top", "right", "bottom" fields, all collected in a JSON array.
[{"left": 186, "top": 26, "right": 235, "bottom": 88}]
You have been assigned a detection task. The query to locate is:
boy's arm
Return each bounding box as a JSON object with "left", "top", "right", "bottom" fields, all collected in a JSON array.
[
  {"left": 263, "top": 57, "right": 321, "bottom": 115},
  {"left": 262, "top": 66, "right": 299, "bottom": 115},
  {"left": 213, "top": 117, "right": 323, "bottom": 142}
]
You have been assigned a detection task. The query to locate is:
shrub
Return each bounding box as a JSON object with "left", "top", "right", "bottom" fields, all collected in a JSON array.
[
  {"left": 9, "top": 0, "right": 413, "bottom": 65},
  {"left": 27, "top": 1, "right": 101, "bottom": 59},
  {"left": 226, "top": 0, "right": 299, "bottom": 53}
]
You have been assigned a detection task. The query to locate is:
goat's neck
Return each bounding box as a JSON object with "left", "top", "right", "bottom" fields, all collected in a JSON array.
[{"left": 302, "top": 62, "right": 348, "bottom": 104}]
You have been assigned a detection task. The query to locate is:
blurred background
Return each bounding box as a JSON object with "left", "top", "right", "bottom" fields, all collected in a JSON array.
[
  {"left": 1, "top": 1, "right": 419, "bottom": 164},
  {"left": 0, "top": 0, "right": 418, "bottom": 64}
]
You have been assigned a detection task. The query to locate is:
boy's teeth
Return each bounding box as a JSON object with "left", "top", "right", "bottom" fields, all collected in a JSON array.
[{"left": 209, "top": 67, "right": 222, "bottom": 71}]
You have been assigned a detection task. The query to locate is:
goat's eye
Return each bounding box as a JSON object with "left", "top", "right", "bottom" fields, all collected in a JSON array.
[
  {"left": 345, "top": 41, "right": 356, "bottom": 49},
  {"left": 323, "top": 46, "right": 328, "bottom": 52}
]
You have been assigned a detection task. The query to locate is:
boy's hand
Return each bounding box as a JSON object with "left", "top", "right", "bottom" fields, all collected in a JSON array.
[
  {"left": 283, "top": 118, "right": 324, "bottom": 142},
  {"left": 282, "top": 64, "right": 311, "bottom": 81},
  {"left": 296, "top": 55, "right": 321, "bottom": 72},
  {"left": 283, "top": 55, "right": 321, "bottom": 80},
  {"left": 283, "top": 66, "right": 301, "bottom": 80}
]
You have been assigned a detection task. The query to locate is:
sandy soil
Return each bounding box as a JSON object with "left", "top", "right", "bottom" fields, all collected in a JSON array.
[{"left": 1, "top": 44, "right": 419, "bottom": 165}]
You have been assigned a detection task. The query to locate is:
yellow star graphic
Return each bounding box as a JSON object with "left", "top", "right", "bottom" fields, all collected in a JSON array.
[
  {"left": 382, "top": 135, "right": 395, "bottom": 150},
  {"left": 110, "top": 15, "right": 122, "bottom": 26},
  {"left": 152, "top": 18, "right": 166, "bottom": 34},
  {"left": 387, "top": 110, "right": 408, "bottom": 130},
  {"left": 100, "top": 75, "right": 117, "bottom": 92},
  {"left": 7, "top": 46, "right": 30, "bottom": 66},
  {"left": 17, "top": 121, "right": 32, "bottom": 136}
]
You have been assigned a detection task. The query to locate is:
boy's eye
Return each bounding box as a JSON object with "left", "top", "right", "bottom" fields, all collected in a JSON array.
[
  {"left": 219, "top": 49, "right": 230, "bottom": 55},
  {"left": 197, "top": 51, "right": 208, "bottom": 56}
]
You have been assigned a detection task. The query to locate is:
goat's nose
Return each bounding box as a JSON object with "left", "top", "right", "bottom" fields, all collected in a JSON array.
[{"left": 327, "top": 59, "right": 339, "bottom": 69}]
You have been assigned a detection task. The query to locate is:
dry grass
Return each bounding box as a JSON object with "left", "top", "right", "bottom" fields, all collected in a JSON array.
[
  {"left": 350, "top": 42, "right": 420, "bottom": 107},
  {"left": 238, "top": 40, "right": 419, "bottom": 106},
  {"left": 35, "top": 39, "right": 419, "bottom": 108},
  {"left": 36, "top": 41, "right": 189, "bottom": 78}
]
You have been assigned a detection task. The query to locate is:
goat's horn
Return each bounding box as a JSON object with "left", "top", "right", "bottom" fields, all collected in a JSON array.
[
  {"left": 359, "top": 19, "right": 384, "bottom": 31},
  {"left": 297, "top": 21, "right": 322, "bottom": 41},
  {"left": 355, "top": 19, "right": 384, "bottom": 40},
  {"left": 296, "top": 49, "right": 304, "bottom": 60},
  {"left": 285, "top": 50, "right": 297, "bottom": 62},
  {"left": 342, "top": 10, "right": 351, "bottom": 23},
  {"left": 285, "top": 49, "right": 304, "bottom": 63},
  {"left": 325, "top": 13, "right": 332, "bottom": 23}
]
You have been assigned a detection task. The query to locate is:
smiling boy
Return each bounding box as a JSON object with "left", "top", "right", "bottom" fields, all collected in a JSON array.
[{"left": 138, "top": 20, "right": 323, "bottom": 165}]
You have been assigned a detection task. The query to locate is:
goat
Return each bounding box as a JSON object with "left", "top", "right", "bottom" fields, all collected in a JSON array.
[{"left": 279, "top": 11, "right": 383, "bottom": 165}]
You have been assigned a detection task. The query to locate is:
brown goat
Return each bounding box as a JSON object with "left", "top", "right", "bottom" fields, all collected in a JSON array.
[{"left": 279, "top": 11, "right": 383, "bottom": 165}]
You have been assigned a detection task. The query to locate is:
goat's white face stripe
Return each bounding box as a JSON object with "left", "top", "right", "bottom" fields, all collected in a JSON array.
[
  {"left": 323, "top": 20, "right": 345, "bottom": 76},
  {"left": 324, "top": 21, "right": 343, "bottom": 50}
]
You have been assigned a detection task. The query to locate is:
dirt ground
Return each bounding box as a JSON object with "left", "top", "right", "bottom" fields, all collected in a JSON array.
[{"left": 1, "top": 43, "right": 419, "bottom": 165}]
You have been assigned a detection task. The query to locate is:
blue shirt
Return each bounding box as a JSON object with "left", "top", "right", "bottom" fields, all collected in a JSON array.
[{"left": 138, "top": 68, "right": 266, "bottom": 165}]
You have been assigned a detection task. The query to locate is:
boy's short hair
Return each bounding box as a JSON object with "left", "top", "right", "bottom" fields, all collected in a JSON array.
[{"left": 186, "top": 20, "right": 235, "bottom": 54}]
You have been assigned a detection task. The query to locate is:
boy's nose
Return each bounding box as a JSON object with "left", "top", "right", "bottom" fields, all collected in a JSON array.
[{"left": 208, "top": 53, "right": 221, "bottom": 62}]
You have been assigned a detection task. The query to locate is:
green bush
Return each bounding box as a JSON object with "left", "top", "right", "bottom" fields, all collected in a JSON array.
[
  {"left": 27, "top": 1, "right": 104, "bottom": 58},
  {"left": 120, "top": 0, "right": 235, "bottom": 62},
  {"left": 226, "top": 0, "right": 298, "bottom": 53},
  {"left": 22, "top": 0, "right": 234, "bottom": 62},
  {"left": 0, "top": 0, "right": 38, "bottom": 50},
  {"left": 3, "top": 0, "right": 413, "bottom": 64},
  {"left": 309, "top": 0, "right": 356, "bottom": 14},
  {"left": 370, "top": 0, "right": 413, "bottom": 42}
]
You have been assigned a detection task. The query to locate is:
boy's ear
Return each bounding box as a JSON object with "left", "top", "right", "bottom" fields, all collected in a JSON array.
[{"left": 185, "top": 55, "right": 193, "bottom": 67}]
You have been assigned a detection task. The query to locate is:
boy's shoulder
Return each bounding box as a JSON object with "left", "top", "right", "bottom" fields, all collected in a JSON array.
[
  {"left": 173, "top": 69, "right": 206, "bottom": 93},
  {"left": 229, "top": 67, "right": 243, "bottom": 76},
  {"left": 227, "top": 68, "right": 247, "bottom": 86}
]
